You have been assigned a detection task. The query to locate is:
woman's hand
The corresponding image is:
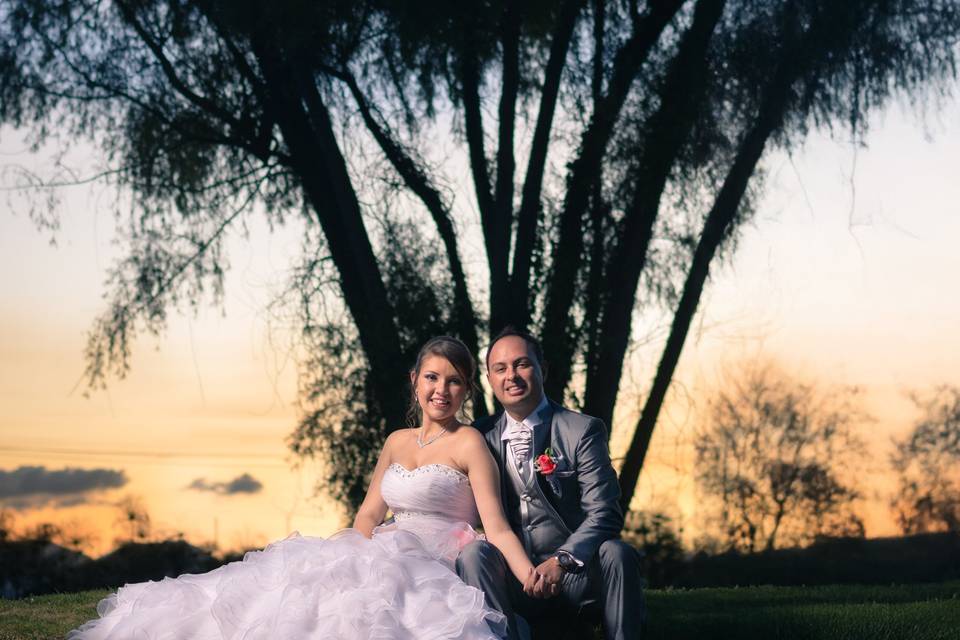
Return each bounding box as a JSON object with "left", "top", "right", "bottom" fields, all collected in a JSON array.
[{"left": 528, "top": 557, "right": 563, "bottom": 598}]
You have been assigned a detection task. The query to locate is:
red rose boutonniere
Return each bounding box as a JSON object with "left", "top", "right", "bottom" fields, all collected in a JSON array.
[
  {"left": 534, "top": 448, "right": 562, "bottom": 497},
  {"left": 534, "top": 449, "right": 558, "bottom": 475}
]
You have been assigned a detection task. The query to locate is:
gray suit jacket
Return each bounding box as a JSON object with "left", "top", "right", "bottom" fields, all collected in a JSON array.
[{"left": 475, "top": 399, "right": 624, "bottom": 565}]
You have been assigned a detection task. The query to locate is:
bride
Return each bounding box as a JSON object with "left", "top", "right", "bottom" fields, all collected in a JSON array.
[{"left": 69, "top": 336, "right": 539, "bottom": 639}]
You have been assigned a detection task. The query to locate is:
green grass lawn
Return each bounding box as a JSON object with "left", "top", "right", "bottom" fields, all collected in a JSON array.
[
  {"left": 2, "top": 582, "right": 958, "bottom": 640},
  {"left": 0, "top": 591, "right": 110, "bottom": 640},
  {"left": 645, "top": 582, "right": 960, "bottom": 640}
]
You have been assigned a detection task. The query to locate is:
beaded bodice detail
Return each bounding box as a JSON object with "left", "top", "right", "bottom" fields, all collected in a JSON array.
[{"left": 381, "top": 463, "right": 479, "bottom": 526}]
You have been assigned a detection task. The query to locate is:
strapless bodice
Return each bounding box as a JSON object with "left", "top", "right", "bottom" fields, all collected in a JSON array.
[
  {"left": 375, "top": 463, "right": 483, "bottom": 566},
  {"left": 380, "top": 463, "right": 480, "bottom": 525}
]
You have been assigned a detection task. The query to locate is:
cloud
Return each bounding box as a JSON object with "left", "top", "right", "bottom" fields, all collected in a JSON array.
[
  {"left": 0, "top": 465, "right": 128, "bottom": 510},
  {"left": 0, "top": 465, "right": 128, "bottom": 498},
  {"left": 187, "top": 473, "right": 263, "bottom": 495}
]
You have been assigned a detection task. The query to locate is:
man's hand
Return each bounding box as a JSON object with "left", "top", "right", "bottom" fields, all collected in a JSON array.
[
  {"left": 522, "top": 566, "right": 540, "bottom": 598},
  {"left": 530, "top": 557, "right": 563, "bottom": 599}
]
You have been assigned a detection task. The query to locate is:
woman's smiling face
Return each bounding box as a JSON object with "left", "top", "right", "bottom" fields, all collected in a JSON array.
[{"left": 412, "top": 355, "right": 467, "bottom": 424}]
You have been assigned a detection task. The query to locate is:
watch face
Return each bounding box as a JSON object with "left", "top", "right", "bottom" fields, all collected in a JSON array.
[{"left": 557, "top": 552, "right": 582, "bottom": 573}]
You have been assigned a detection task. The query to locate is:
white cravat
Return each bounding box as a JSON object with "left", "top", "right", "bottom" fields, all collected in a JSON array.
[
  {"left": 502, "top": 419, "right": 533, "bottom": 467},
  {"left": 501, "top": 396, "right": 549, "bottom": 473}
]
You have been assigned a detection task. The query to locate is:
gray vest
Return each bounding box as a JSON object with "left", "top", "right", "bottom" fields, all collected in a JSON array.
[{"left": 502, "top": 457, "right": 571, "bottom": 563}]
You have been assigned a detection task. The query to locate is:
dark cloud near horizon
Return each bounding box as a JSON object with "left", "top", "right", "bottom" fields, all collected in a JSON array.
[
  {"left": 0, "top": 465, "right": 127, "bottom": 498},
  {"left": 187, "top": 473, "right": 263, "bottom": 495},
  {"left": 0, "top": 465, "right": 128, "bottom": 510}
]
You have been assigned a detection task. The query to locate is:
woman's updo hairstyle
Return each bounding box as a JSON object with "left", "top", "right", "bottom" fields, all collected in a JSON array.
[{"left": 406, "top": 336, "right": 479, "bottom": 427}]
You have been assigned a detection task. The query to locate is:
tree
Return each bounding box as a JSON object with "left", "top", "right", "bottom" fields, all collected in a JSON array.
[
  {"left": 21, "top": 522, "right": 61, "bottom": 543},
  {"left": 620, "top": 510, "right": 686, "bottom": 587},
  {"left": 55, "top": 519, "right": 100, "bottom": 553},
  {"left": 695, "top": 363, "right": 865, "bottom": 552},
  {"left": 891, "top": 386, "right": 960, "bottom": 534},
  {"left": 114, "top": 495, "right": 152, "bottom": 543},
  {"left": 3, "top": 0, "right": 959, "bottom": 513},
  {"left": 0, "top": 509, "right": 13, "bottom": 542}
]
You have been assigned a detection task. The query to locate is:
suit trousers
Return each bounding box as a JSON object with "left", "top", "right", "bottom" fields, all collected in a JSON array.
[{"left": 456, "top": 539, "right": 645, "bottom": 640}]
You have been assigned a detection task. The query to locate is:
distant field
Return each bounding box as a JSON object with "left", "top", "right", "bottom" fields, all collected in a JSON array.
[{"left": 2, "top": 582, "right": 958, "bottom": 640}]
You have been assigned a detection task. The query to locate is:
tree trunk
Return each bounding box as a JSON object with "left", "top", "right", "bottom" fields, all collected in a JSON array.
[
  {"left": 459, "top": 37, "right": 509, "bottom": 337},
  {"left": 337, "top": 71, "right": 486, "bottom": 416},
  {"left": 510, "top": 0, "right": 584, "bottom": 329},
  {"left": 252, "top": 44, "right": 408, "bottom": 429},
  {"left": 490, "top": 2, "right": 520, "bottom": 333},
  {"left": 582, "top": 0, "right": 726, "bottom": 433},
  {"left": 539, "top": 0, "right": 684, "bottom": 400},
  {"left": 581, "top": 0, "right": 609, "bottom": 406},
  {"left": 618, "top": 51, "right": 801, "bottom": 510}
]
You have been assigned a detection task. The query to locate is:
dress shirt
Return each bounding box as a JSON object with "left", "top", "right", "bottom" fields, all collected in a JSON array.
[{"left": 501, "top": 394, "right": 550, "bottom": 475}]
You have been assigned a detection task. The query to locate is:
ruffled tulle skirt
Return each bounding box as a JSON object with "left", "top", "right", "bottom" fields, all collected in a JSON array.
[{"left": 68, "top": 521, "right": 506, "bottom": 640}]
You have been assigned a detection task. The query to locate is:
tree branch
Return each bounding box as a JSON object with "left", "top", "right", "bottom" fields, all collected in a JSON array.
[
  {"left": 582, "top": 0, "right": 727, "bottom": 431},
  {"left": 540, "top": 0, "right": 685, "bottom": 399},
  {"left": 618, "top": 11, "right": 808, "bottom": 510},
  {"left": 115, "top": 0, "right": 244, "bottom": 133},
  {"left": 511, "top": 0, "right": 584, "bottom": 328},
  {"left": 331, "top": 66, "right": 482, "bottom": 370},
  {"left": 489, "top": 2, "right": 521, "bottom": 331},
  {"left": 460, "top": 42, "right": 495, "bottom": 223},
  {"left": 84, "top": 180, "right": 263, "bottom": 388},
  {"left": 249, "top": 38, "right": 407, "bottom": 427}
]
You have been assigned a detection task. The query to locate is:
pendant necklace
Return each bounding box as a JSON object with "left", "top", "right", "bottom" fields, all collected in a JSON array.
[{"left": 416, "top": 426, "right": 448, "bottom": 448}]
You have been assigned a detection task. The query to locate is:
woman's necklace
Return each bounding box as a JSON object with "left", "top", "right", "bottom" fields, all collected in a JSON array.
[{"left": 416, "top": 426, "right": 448, "bottom": 448}]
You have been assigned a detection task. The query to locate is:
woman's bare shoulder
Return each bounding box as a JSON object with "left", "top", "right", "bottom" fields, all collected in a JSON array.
[
  {"left": 452, "top": 425, "right": 492, "bottom": 459},
  {"left": 383, "top": 428, "right": 414, "bottom": 450},
  {"left": 453, "top": 424, "right": 485, "bottom": 441}
]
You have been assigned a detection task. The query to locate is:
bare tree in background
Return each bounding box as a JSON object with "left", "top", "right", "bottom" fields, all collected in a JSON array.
[
  {"left": 695, "top": 362, "right": 865, "bottom": 552},
  {"left": 892, "top": 385, "right": 960, "bottom": 534},
  {"left": 53, "top": 519, "right": 100, "bottom": 553},
  {"left": 114, "top": 495, "right": 152, "bottom": 544},
  {"left": 0, "top": 509, "right": 13, "bottom": 542}
]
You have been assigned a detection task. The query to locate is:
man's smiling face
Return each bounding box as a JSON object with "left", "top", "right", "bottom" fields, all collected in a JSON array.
[{"left": 486, "top": 335, "right": 545, "bottom": 420}]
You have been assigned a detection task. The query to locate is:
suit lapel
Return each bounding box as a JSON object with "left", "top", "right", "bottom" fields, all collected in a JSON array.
[
  {"left": 493, "top": 412, "right": 510, "bottom": 504},
  {"left": 529, "top": 399, "right": 556, "bottom": 495},
  {"left": 532, "top": 400, "right": 555, "bottom": 464}
]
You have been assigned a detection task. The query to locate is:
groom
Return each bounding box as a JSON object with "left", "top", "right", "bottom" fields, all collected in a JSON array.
[{"left": 458, "top": 327, "right": 644, "bottom": 640}]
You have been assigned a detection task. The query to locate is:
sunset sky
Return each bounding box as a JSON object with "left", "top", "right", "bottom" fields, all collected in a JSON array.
[{"left": 2, "top": 98, "right": 959, "bottom": 556}]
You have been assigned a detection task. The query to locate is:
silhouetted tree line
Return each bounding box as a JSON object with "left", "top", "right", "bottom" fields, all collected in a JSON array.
[
  {"left": 4, "top": 518, "right": 957, "bottom": 597},
  {"left": 0, "top": 537, "right": 222, "bottom": 599},
  {"left": 0, "top": 499, "right": 250, "bottom": 599},
  {"left": 617, "top": 374, "right": 960, "bottom": 587},
  {"left": 622, "top": 511, "right": 960, "bottom": 588},
  {"left": 694, "top": 363, "right": 867, "bottom": 552},
  {"left": 892, "top": 386, "right": 960, "bottom": 535},
  {"left": 672, "top": 532, "right": 960, "bottom": 588}
]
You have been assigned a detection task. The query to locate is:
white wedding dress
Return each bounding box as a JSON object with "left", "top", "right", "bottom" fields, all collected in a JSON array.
[{"left": 69, "top": 463, "right": 507, "bottom": 639}]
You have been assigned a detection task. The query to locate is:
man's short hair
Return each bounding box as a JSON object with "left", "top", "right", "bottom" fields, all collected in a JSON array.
[{"left": 485, "top": 325, "right": 545, "bottom": 368}]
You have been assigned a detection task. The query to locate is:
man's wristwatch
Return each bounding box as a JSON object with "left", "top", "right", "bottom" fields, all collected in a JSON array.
[{"left": 555, "top": 550, "right": 585, "bottom": 574}]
